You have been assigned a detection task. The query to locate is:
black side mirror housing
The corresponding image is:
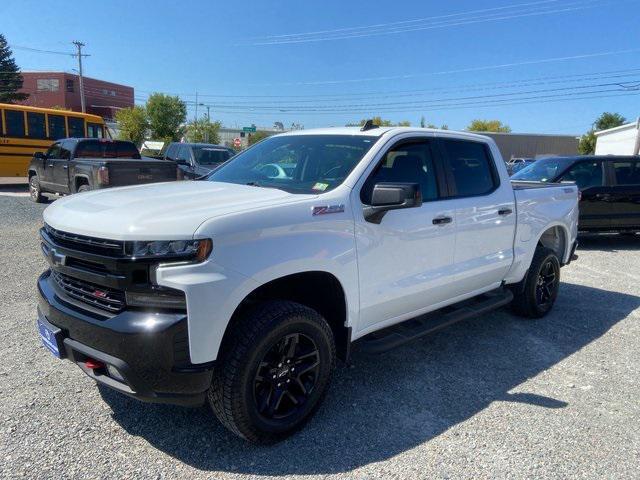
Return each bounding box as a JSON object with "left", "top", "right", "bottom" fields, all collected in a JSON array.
[
  {"left": 363, "top": 182, "right": 422, "bottom": 224},
  {"left": 33, "top": 151, "right": 47, "bottom": 160}
]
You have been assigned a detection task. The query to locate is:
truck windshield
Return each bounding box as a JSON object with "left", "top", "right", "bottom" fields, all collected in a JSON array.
[
  {"left": 207, "top": 134, "right": 378, "bottom": 193},
  {"left": 194, "top": 147, "right": 232, "bottom": 165},
  {"left": 511, "top": 157, "right": 574, "bottom": 182}
]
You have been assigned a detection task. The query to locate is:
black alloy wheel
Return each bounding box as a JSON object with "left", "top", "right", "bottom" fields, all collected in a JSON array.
[
  {"left": 253, "top": 332, "right": 320, "bottom": 421},
  {"left": 535, "top": 259, "right": 558, "bottom": 308}
]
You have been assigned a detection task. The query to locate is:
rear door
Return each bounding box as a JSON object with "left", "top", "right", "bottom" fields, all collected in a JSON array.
[
  {"left": 558, "top": 159, "right": 608, "bottom": 230},
  {"left": 438, "top": 138, "right": 516, "bottom": 297},
  {"left": 607, "top": 158, "right": 640, "bottom": 230}
]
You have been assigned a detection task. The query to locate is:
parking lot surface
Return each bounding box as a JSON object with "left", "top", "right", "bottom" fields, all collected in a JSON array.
[{"left": 1, "top": 195, "right": 639, "bottom": 479}]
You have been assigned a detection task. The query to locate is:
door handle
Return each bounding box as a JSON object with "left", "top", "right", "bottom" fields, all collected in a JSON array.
[
  {"left": 48, "top": 164, "right": 54, "bottom": 168},
  {"left": 498, "top": 208, "right": 513, "bottom": 216},
  {"left": 62, "top": 165, "right": 68, "bottom": 169},
  {"left": 432, "top": 216, "right": 453, "bottom": 225},
  {"left": 595, "top": 193, "right": 611, "bottom": 201}
]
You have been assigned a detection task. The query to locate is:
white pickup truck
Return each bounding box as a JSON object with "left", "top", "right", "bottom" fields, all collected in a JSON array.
[{"left": 36, "top": 125, "right": 579, "bottom": 443}]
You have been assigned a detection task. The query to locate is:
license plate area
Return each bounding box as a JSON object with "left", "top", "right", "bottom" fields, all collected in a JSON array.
[{"left": 37, "top": 316, "right": 65, "bottom": 359}]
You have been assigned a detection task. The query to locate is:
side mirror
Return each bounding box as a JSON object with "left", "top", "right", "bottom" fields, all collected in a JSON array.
[
  {"left": 363, "top": 182, "right": 422, "bottom": 224},
  {"left": 33, "top": 151, "right": 47, "bottom": 160}
]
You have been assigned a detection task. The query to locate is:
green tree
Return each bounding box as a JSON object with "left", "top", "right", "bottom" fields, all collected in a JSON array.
[
  {"left": 115, "top": 106, "right": 149, "bottom": 146},
  {"left": 145, "top": 93, "right": 187, "bottom": 142},
  {"left": 0, "top": 34, "right": 28, "bottom": 103},
  {"left": 248, "top": 130, "right": 271, "bottom": 145},
  {"left": 184, "top": 118, "right": 221, "bottom": 143},
  {"left": 578, "top": 112, "right": 627, "bottom": 154},
  {"left": 466, "top": 119, "right": 511, "bottom": 133}
]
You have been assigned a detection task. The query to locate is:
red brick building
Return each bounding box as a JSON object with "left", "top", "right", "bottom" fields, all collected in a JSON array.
[{"left": 17, "top": 72, "right": 134, "bottom": 121}]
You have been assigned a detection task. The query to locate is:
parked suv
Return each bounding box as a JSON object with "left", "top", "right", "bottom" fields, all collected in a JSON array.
[
  {"left": 164, "top": 142, "right": 235, "bottom": 179},
  {"left": 512, "top": 155, "right": 640, "bottom": 233},
  {"left": 36, "top": 126, "right": 579, "bottom": 443}
]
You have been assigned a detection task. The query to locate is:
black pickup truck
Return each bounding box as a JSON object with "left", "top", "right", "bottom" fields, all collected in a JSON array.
[{"left": 28, "top": 138, "right": 178, "bottom": 203}]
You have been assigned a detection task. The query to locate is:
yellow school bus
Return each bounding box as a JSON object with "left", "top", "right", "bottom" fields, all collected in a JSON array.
[{"left": 0, "top": 103, "right": 108, "bottom": 177}]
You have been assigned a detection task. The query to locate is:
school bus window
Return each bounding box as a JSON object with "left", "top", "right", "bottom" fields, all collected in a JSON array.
[
  {"left": 27, "top": 112, "right": 47, "bottom": 139},
  {"left": 48, "top": 114, "right": 66, "bottom": 140},
  {"left": 87, "top": 122, "right": 104, "bottom": 138},
  {"left": 5, "top": 110, "right": 25, "bottom": 137},
  {"left": 68, "top": 117, "right": 85, "bottom": 138}
]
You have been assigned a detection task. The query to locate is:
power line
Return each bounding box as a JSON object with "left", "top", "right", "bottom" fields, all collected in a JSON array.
[
  {"left": 246, "top": 0, "right": 614, "bottom": 44},
  {"left": 8, "top": 44, "right": 76, "bottom": 56}
]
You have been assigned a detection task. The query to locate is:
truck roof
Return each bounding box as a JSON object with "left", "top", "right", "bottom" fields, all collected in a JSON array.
[{"left": 277, "top": 126, "right": 494, "bottom": 142}]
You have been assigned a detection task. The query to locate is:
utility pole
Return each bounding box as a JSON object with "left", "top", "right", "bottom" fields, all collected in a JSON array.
[
  {"left": 72, "top": 41, "right": 88, "bottom": 113},
  {"left": 194, "top": 92, "right": 198, "bottom": 121}
]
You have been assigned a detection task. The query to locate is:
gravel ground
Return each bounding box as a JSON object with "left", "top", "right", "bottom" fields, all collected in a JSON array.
[{"left": 1, "top": 195, "right": 639, "bottom": 479}]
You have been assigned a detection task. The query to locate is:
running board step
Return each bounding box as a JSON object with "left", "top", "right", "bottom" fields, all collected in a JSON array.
[{"left": 358, "top": 288, "right": 514, "bottom": 353}]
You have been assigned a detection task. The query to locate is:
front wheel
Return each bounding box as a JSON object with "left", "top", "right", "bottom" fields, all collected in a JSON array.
[
  {"left": 29, "top": 174, "right": 46, "bottom": 203},
  {"left": 209, "top": 301, "right": 336, "bottom": 444},
  {"left": 77, "top": 184, "right": 91, "bottom": 193},
  {"left": 511, "top": 247, "right": 561, "bottom": 318}
]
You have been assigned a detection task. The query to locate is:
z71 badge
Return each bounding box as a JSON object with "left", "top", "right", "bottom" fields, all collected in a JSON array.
[{"left": 312, "top": 204, "right": 345, "bottom": 216}]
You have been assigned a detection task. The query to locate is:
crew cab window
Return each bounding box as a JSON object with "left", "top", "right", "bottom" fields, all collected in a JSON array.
[
  {"left": 560, "top": 161, "right": 604, "bottom": 189},
  {"left": 165, "top": 144, "right": 179, "bottom": 161},
  {"left": 5, "top": 110, "right": 25, "bottom": 137},
  {"left": 362, "top": 140, "right": 439, "bottom": 203},
  {"left": 193, "top": 147, "right": 231, "bottom": 165},
  {"left": 46, "top": 143, "right": 63, "bottom": 158},
  {"left": 441, "top": 139, "right": 497, "bottom": 197},
  {"left": 48, "top": 114, "right": 66, "bottom": 140},
  {"left": 612, "top": 160, "right": 640, "bottom": 185},
  {"left": 27, "top": 112, "right": 46, "bottom": 139},
  {"left": 75, "top": 140, "right": 141, "bottom": 159},
  {"left": 68, "top": 117, "right": 85, "bottom": 138},
  {"left": 177, "top": 145, "right": 192, "bottom": 163},
  {"left": 59, "top": 141, "right": 73, "bottom": 160}
]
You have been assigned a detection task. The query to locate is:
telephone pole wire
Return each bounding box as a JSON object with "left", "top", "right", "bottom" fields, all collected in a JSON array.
[{"left": 72, "top": 41, "right": 88, "bottom": 113}]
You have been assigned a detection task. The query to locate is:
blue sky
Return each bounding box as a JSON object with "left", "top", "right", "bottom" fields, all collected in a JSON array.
[{"left": 2, "top": 0, "right": 639, "bottom": 134}]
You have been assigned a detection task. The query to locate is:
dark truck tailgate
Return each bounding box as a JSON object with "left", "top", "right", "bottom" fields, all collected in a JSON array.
[{"left": 104, "top": 158, "right": 177, "bottom": 186}]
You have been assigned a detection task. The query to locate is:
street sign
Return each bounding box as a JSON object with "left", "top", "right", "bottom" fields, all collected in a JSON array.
[
  {"left": 233, "top": 138, "right": 242, "bottom": 148},
  {"left": 242, "top": 126, "right": 256, "bottom": 133}
]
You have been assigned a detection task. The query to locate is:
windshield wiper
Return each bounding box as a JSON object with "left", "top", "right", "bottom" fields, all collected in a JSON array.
[{"left": 245, "top": 181, "right": 289, "bottom": 193}]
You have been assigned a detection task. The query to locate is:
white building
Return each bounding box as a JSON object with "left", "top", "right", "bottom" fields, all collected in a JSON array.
[{"left": 595, "top": 119, "right": 640, "bottom": 155}]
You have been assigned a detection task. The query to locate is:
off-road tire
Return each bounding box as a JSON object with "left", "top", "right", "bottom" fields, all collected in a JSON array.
[
  {"left": 208, "top": 300, "right": 336, "bottom": 444},
  {"left": 29, "top": 174, "right": 46, "bottom": 203},
  {"left": 511, "top": 246, "right": 561, "bottom": 318}
]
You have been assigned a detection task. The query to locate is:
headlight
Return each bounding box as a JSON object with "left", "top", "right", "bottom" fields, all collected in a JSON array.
[{"left": 125, "top": 238, "right": 212, "bottom": 262}]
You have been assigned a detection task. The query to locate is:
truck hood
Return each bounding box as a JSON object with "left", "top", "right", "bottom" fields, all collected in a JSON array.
[{"left": 43, "top": 181, "right": 313, "bottom": 240}]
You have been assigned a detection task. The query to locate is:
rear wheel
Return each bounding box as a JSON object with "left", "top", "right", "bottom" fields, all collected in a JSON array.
[
  {"left": 209, "top": 301, "right": 336, "bottom": 444},
  {"left": 29, "top": 174, "right": 46, "bottom": 203},
  {"left": 511, "top": 247, "right": 561, "bottom": 318}
]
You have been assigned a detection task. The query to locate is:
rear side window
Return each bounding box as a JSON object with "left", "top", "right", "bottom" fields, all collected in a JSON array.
[
  {"left": 5, "top": 110, "right": 25, "bottom": 137},
  {"left": 75, "top": 140, "right": 141, "bottom": 159},
  {"left": 612, "top": 160, "right": 640, "bottom": 186},
  {"left": 561, "top": 161, "right": 604, "bottom": 189},
  {"left": 48, "top": 114, "right": 66, "bottom": 139},
  {"left": 441, "top": 139, "right": 498, "bottom": 196},
  {"left": 68, "top": 117, "right": 85, "bottom": 137},
  {"left": 27, "top": 112, "right": 46, "bottom": 139}
]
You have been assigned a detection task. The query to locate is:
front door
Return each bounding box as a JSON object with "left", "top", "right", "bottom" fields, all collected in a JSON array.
[
  {"left": 40, "top": 142, "right": 62, "bottom": 189},
  {"left": 437, "top": 138, "right": 516, "bottom": 297},
  {"left": 51, "top": 141, "right": 71, "bottom": 193},
  {"left": 608, "top": 158, "right": 640, "bottom": 230},
  {"left": 354, "top": 137, "right": 457, "bottom": 334},
  {"left": 559, "top": 159, "right": 608, "bottom": 230}
]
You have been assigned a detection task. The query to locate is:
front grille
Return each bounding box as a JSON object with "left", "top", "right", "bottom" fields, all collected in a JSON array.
[
  {"left": 44, "top": 224, "right": 125, "bottom": 257},
  {"left": 52, "top": 270, "right": 126, "bottom": 314}
]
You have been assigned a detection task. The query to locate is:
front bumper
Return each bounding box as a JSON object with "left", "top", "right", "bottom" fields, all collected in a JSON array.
[{"left": 37, "top": 271, "right": 213, "bottom": 406}]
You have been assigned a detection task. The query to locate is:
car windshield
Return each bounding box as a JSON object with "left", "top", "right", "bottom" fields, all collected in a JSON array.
[
  {"left": 194, "top": 147, "right": 232, "bottom": 165},
  {"left": 511, "top": 157, "right": 574, "bottom": 182},
  {"left": 207, "top": 134, "right": 379, "bottom": 194}
]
